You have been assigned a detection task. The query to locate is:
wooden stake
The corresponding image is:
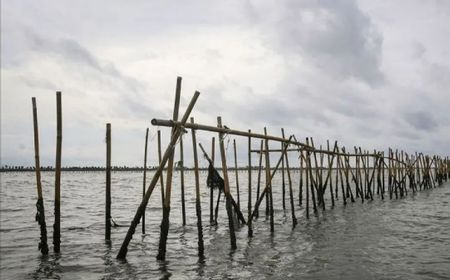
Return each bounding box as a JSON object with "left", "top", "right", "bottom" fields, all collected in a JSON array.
[
  {"left": 281, "top": 128, "right": 297, "bottom": 227},
  {"left": 157, "top": 130, "right": 165, "bottom": 207},
  {"left": 248, "top": 130, "right": 253, "bottom": 237},
  {"left": 142, "top": 128, "right": 149, "bottom": 234},
  {"left": 210, "top": 137, "right": 215, "bottom": 225},
  {"left": 255, "top": 140, "right": 264, "bottom": 219},
  {"left": 180, "top": 134, "right": 186, "bottom": 226},
  {"left": 217, "top": 116, "right": 237, "bottom": 249},
  {"left": 157, "top": 76, "right": 182, "bottom": 261},
  {"left": 190, "top": 117, "right": 204, "bottom": 258},
  {"left": 105, "top": 123, "right": 111, "bottom": 242},
  {"left": 32, "top": 97, "right": 49, "bottom": 255},
  {"left": 233, "top": 139, "right": 241, "bottom": 211},
  {"left": 54, "top": 91, "right": 62, "bottom": 253},
  {"left": 264, "top": 127, "right": 274, "bottom": 232}
]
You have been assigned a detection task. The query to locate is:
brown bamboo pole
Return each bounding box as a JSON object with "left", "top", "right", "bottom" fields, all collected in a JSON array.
[
  {"left": 105, "top": 123, "right": 111, "bottom": 242},
  {"left": 142, "top": 128, "right": 149, "bottom": 234},
  {"left": 217, "top": 116, "right": 237, "bottom": 249},
  {"left": 233, "top": 139, "right": 241, "bottom": 211},
  {"left": 54, "top": 91, "right": 62, "bottom": 253},
  {"left": 299, "top": 149, "right": 304, "bottom": 206},
  {"left": 190, "top": 117, "right": 204, "bottom": 258},
  {"left": 179, "top": 134, "right": 186, "bottom": 226},
  {"left": 305, "top": 148, "right": 310, "bottom": 218},
  {"left": 281, "top": 128, "right": 297, "bottom": 227},
  {"left": 255, "top": 140, "right": 264, "bottom": 219},
  {"left": 264, "top": 127, "right": 274, "bottom": 232},
  {"left": 116, "top": 89, "right": 199, "bottom": 260},
  {"left": 32, "top": 97, "right": 49, "bottom": 255},
  {"left": 247, "top": 130, "right": 253, "bottom": 237},
  {"left": 210, "top": 137, "right": 215, "bottom": 225},
  {"left": 157, "top": 130, "right": 165, "bottom": 208},
  {"left": 281, "top": 129, "right": 286, "bottom": 210},
  {"left": 157, "top": 77, "right": 182, "bottom": 261}
]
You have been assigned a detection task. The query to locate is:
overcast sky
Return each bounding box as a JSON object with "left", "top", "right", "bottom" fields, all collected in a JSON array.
[{"left": 1, "top": 0, "right": 449, "bottom": 167}]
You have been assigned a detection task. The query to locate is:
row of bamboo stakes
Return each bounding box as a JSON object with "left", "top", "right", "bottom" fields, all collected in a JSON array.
[{"left": 31, "top": 79, "right": 449, "bottom": 263}]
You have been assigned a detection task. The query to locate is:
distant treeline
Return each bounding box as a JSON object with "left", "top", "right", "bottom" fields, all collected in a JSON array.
[{"left": 0, "top": 165, "right": 288, "bottom": 172}]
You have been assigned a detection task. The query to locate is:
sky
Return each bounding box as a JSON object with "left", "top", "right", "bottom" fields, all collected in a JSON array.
[{"left": 1, "top": 0, "right": 449, "bottom": 167}]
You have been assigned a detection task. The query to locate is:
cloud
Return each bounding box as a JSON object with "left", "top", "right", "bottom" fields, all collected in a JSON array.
[
  {"left": 403, "top": 111, "right": 438, "bottom": 132},
  {"left": 251, "top": 0, "right": 384, "bottom": 86}
]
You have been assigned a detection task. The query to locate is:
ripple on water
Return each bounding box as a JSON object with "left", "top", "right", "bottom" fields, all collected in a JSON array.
[{"left": 0, "top": 172, "right": 449, "bottom": 279}]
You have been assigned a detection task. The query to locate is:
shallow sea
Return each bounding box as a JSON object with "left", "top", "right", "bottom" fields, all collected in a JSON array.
[{"left": 1, "top": 171, "right": 449, "bottom": 279}]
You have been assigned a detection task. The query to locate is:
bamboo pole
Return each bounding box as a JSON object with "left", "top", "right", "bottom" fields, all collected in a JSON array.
[
  {"left": 116, "top": 89, "right": 199, "bottom": 260},
  {"left": 157, "top": 77, "right": 182, "bottom": 261},
  {"left": 210, "top": 137, "right": 215, "bottom": 225},
  {"left": 54, "top": 91, "right": 62, "bottom": 253},
  {"left": 142, "top": 128, "right": 149, "bottom": 234},
  {"left": 233, "top": 139, "right": 241, "bottom": 211},
  {"left": 105, "top": 123, "right": 111, "bottom": 242},
  {"left": 180, "top": 134, "right": 186, "bottom": 226},
  {"left": 299, "top": 149, "right": 304, "bottom": 206},
  {"left": 217, "top": 116, "right": 237, "bottom": 249},
  {"left": 255, "top": 140, "right": 264, "bottom": 219},
  {"left": 264, "top": 127, "right": 274, "bottom": 232},
  {"left": 190, "top": 117, "right": 204, "bottom": 258},
  {"left": 281, "top": 130, "right": 286, "bottom": 210},
  {"left": 281, "top": 129, "right": 297, "bottom": 227},
  {"left": 157, "top": 130, "right": 165, "bottom": 207},
  {"left": 248, "top": 130, "right": 253, "bottom": 237},
  {"left": 32, "top": 97, "right": 49, "bottom": 255}
]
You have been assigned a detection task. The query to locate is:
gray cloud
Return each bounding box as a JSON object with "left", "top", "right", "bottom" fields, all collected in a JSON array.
[{"left": 403, "top": 111, "right": 439, "bottom": 132}]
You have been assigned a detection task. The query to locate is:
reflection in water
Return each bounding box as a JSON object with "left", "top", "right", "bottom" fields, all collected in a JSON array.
[{"left": 1, "top": 171, "right": 449, "bottom": 279}]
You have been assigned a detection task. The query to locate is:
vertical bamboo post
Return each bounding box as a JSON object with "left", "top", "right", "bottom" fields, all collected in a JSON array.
[
  {"left": 217, "top": 116, "right": 237, "bottom": 249},
  {"left": 142, "top": 128, "right": 149, "bottom": 234},
  {"left": 190, "top": 117, "right": 204, "bottom": 258},
  {"left": 299, "top": 149, "right": 304, "bottom": 206},
  {"left": 233, "top": 139, "right": 241, "bottom": 211},
  {"left": 32, "top": 97, "right": 49, "bottom": 255},
  {"left": 210, "top": 137, "right": 215, "bottom": 225},
  {"left": 157, "top": 130, "right": 165, "bottom": 207},
  {"left": 281, "top": 128, "right": 297, "bottom": 227},
  {"left": 247, "top": 130, "right": 253, "bottom": 237},
  {"left": 54, "top": 91, "right": 62, "bottom": 253},
  {"left": 105, "top": 123, "right": 111, "bottom": 242},
  {"left": 157, "top": 76, "right": 182, "bottom": 261},
  {"left": 264, "top": 127, "right": 274, "bottom": 232},
  {"left": 281, "top": 130, "right": 286, "bottom": 210},
  {"left": 255, "top": 140, "right": 264, "bottom": 219},
  {"left": 180, "top": 134, "right": 186, "bottom": 226},
  {"left": 116, "top": 90, "right": 199, "bottom": 260}
]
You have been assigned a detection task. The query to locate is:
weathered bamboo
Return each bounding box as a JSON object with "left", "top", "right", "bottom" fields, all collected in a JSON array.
[
  {"left": 281, "top": 130, "right": 286, "bottom": 210},
  {"left": 264, "top": 128, "right": 274, "bottom": 232},
  {"left": 281, "top": 129, "right": 297, "bottom": 227},
  {"left": 217, "top": 116, "right": 237, "bottom": 249},
  {"left": 233, "top": 139, "right": 241, "bottom": 211},
  {"left": 190, "top": 117, "right": 204, "bottom": 258},
  {"left": 157, "top": 76, "right": 182, "bottom": 261},
  {"left": 210, "top": 137, "right": 215, "bottom": 225},
  {"left": 54, "top": 91, "right": 62, "bottom": 253},
  {"left": 105, "top": 123, "right": 111, "bottom": 242},
  {"left": 299, "top": 149, "right": 304, "bottom": 206},
  {"left": 116, "top": 89, "right": 199, "bottom": 260},
  {"left": 157, "top": 130, "right": 165, "bottom": 207},
  {"left": 179, "top": 134, "right": 186, "bottom": 226},
  {"left": 255, "top": 140, "right": 264, "bottom": 219},
  {"left": 142, "top": 128, "right": 149, "bottom": 234},
  {"left": 32, "top": 97, "right": 49, "bottom": 255},
  {"left": 248, "top": 130, "right": 253, "bottom": 237}
]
